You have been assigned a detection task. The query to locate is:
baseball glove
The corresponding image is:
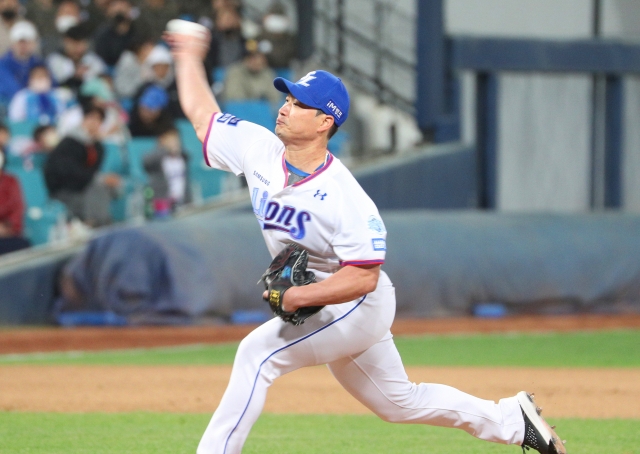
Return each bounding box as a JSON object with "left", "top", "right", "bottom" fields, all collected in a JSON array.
[{"left": 258, "top": 244, "right": 323, "bottom": 325}]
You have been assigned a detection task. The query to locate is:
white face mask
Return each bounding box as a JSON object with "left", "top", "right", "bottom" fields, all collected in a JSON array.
[
  {"left": 56, "top": 15, "right": 79, "bottom": 33},
  {"left": 29, "top": 77, "right": 51, "bottom": 93},
  {"left": 263, "top": 14, "right": 290, "bottom": 34}
]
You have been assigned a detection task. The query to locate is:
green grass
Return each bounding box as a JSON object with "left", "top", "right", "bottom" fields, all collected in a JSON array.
[
  {"left": 1, "top": 330, "right": 638, "bottom": 367},
  {"left": 0, "top": 413, "right": 637, "bottom": 453},
  {"left": 0, "top": 330, "right": 638, "bottom": 452}
]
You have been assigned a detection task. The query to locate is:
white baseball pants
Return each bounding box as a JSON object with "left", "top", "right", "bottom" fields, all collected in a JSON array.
[{"left": 197, "top": 271, "right": 524, "bottom": 453}]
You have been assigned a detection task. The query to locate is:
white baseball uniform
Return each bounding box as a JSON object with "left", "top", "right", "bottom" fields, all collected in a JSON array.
[{"left": 197, "top": 113, "right": 525, "bottom": 454}]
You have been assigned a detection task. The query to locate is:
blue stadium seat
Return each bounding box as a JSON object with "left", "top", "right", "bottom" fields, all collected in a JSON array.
[
  {"left": 222, "top": 100, "right": 277, "bottom": 130},
  {"left": 127, "top": 137, "right": 157, "bottom": 184}
]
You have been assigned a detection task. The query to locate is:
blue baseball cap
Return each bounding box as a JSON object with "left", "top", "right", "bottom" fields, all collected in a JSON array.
[
  {"left": 273, "top": 70, "right": 349, "bottom": 127},
  {"left": 139, "top": 85, "right": 169, "bottom": 110}
]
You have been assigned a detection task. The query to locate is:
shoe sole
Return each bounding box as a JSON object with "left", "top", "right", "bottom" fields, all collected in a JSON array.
[{"left": 517, "top": 391, "right": 567, "bottom": 454}]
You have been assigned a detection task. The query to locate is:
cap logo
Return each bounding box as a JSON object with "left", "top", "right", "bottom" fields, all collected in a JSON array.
[
  {"left": 326, "top": 100, "right": 343, "bottom": 119},
  {"left": 297, "top": 71, "right": 317, "bottom": 87}
]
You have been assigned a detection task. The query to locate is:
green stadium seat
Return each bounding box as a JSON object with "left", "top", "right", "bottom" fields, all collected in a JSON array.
[
  {"left": 8, "top": 120, "right": 39, "bottom": 138},
  {"left": 9, "top": 166, "right": 67, "bottom": 245},
  {"left": 190, "top": 161, "right": 225, "bottom": 200},
  {"left": 127, "top": 137, "right": 157, "bottom": 184},
  {"left": 175, "top": 118, "right": 202, "bottom": 162},
  {"left": 100, "top": 142, "right": 126, "bottom": 175}
]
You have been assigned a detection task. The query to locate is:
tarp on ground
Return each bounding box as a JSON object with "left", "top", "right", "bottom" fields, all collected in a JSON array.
[{"left": 53, "top": 210, "right": 640, "bottom": 321}]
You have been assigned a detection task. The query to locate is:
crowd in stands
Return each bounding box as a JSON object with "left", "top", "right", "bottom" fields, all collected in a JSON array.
[{"left": 0, "top": 0, "right": 298, "bottom": 255}]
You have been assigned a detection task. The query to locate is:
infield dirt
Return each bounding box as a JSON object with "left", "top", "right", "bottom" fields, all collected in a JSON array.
[
  {"left": 1, "top": 365, "right": 639, "bottom": 418},
  {"left": 1, "top": 315, "right": 638, "bottom": 418}
]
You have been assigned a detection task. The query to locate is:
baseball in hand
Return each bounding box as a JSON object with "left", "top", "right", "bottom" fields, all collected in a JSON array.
[{"left": 166, "top": 19, "right": 208, "bottom": 37}]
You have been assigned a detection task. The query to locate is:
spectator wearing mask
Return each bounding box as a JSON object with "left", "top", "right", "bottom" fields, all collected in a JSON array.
[
  {"left": 0, "top": 0, "right": 21, "bottom": 55},
  {"left": 28, "top": 0, "right": 84, "bottom": 56},
  {"left": 0, "top": 21, "right": 43, "bottom": 104},
  {"left": 223, "top": 39, "right": 280, "bottom": 105},
  {"left": 0, "top": 146, "right": 30, "bottom": 255},
  {"left": 47, "top": 24, "right": 106, "bottom": 93},
  {"left": 128, "top": 84, "right": 173, "bottom": 137},
  {"left": 94, "top": 0, "right": 138, "bottom": 67},
  {"left": 258, "top": 1, "right": 296, "bottom": 69},
  {"left": 143, "top": 127, "right": 191, "bottom": 211},
  {"left": 8, "top": 64, "right": 70, "bottom": 124},
  {"left": 113, "top": 34, "right": 155, "bottom": 99},
  {"left": 44, "top": 106, "right": 122, "bottom": 227}
]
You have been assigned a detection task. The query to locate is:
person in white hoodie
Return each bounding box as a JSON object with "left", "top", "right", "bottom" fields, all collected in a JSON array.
[
  {"left": 46, "top": 24, "right": 106, "bottom": 92},
  {"left": 113, "top": 35, "right": 156, "bottom": 99}
]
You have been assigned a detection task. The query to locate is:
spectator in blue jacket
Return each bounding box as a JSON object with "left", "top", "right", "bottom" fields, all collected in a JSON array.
[
  {"left": 8, "top": 64, "right": 70, "bottom": 124},
  {"left": 0, "top": 21, "right": 44, "bottom": 104}
]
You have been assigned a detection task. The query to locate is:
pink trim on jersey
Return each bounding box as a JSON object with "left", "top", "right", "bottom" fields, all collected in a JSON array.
[
  {"left": 294, "top": 153, "right": 334, "bottom": 186},
  {"left": 202, "top": 112, "right": 218, "bottom": 167},
  {"left": 281, "top": 153, "right": 288, "bottom": 188},
  {"left": 340, "top": 259, "right": 385, "bottom": 266},
  {"left": 281, "top": 153, "right": 335, "bottom": 188}
]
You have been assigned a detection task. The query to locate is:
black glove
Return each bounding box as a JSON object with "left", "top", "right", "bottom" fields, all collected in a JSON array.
[{"left": 258, "top": 244, "right": 323, "bottom": 325}]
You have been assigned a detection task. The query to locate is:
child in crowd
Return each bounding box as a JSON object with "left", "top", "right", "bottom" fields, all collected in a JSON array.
[
  {"left": 8, "top": 64, "right": 70, "bottom": 124},
  {"left": 142, "top": 126, "right": 191, "bottom": 214}
]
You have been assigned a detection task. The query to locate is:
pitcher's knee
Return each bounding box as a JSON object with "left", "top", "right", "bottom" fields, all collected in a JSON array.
[
  {"left": 235, "top": 333, "right": 263, "bottom": 363},
  {"left": 375, "top": 409, "right": 406, "bottom": 423}
]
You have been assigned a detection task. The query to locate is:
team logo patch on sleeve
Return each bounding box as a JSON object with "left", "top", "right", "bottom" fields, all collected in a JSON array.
[
  {"left": 217, "top": 113, "right": 243, "bottom": 126},
  {"left": 367, "top": 216, "right": 386, "bottom": 234},
  {"left": 372, "top": 238, "right": 386, "bottom": 251}
]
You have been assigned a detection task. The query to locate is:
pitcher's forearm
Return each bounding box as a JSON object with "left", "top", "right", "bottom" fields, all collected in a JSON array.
[
  {"left": 175, "top": 56, "right": 220, "bottom": 141},
  {"left": 283, "top": 265, "right": 381, "bottom": 311}
]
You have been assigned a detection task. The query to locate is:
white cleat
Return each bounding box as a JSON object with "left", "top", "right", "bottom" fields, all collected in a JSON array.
[{"left": 517, "top": 391, "right": 567, "bottom": 454}]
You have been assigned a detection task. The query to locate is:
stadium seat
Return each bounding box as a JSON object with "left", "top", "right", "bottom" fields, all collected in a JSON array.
[
  {"left": 9, "top": 166, "right": 67, "bottom": 245},
  {"left": 222, "top": 100, "right": 276, "bottom": 130},
  {"left": 12, "top": 166, "right": 50, "bottom": 208},
  {"left": 8, "top": 120, "right": 39, "bottom": 138},
  {"left": 190, "top": 161, "right": 225, "bottom": 200},
  {"left": 100, "top": 142, "right": 126, "bottom": 175},
  {"left": 127, "top": 137, "right": 157, "bottom": 184},
  {"left": 175, "top": 118, "right": 203, "bottom": 162}
]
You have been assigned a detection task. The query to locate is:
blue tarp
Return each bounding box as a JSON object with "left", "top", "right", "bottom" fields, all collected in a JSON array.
[
  {"left": 54, "top": 210, "right": 272, "bottom": 324},
  {"left": 2, "top": 209, "right": 640, "bottom": 324},
  {"left": 56, "top": 210, "right": 640, "bottom": 321}
]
